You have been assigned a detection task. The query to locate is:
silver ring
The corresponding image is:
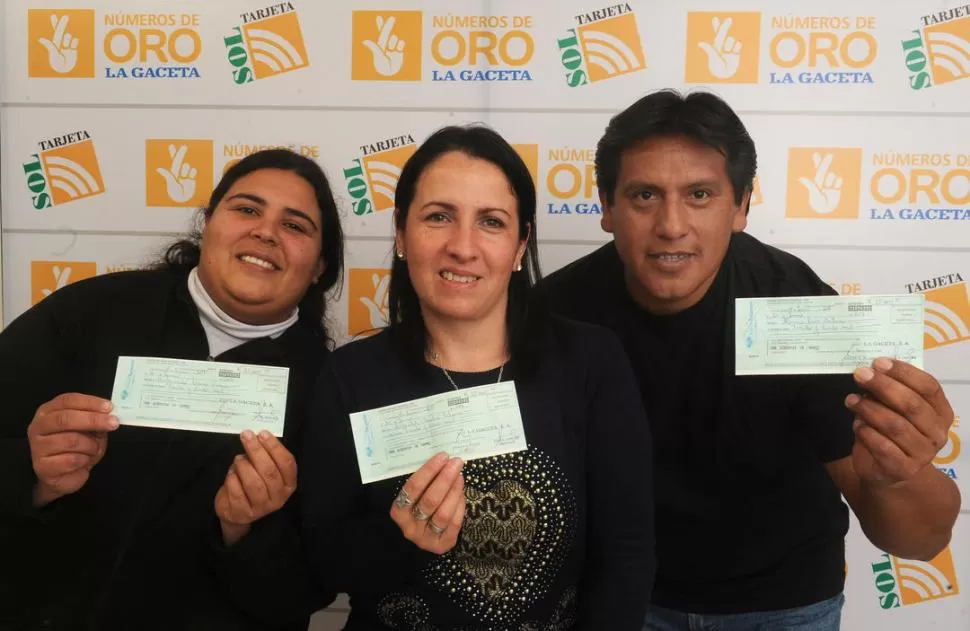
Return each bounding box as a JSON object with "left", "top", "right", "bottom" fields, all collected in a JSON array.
[
  {"left": 393, "top": 489, "right": 412, "bottom": 508},
  {"left": 412, "top": 506, "right": 430, "bottom": 521},
  {"left": 428, "top": 521, "right": 447, "bottom": 536}
]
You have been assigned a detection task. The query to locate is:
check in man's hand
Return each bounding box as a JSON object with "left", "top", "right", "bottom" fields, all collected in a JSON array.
[{"left": 845, "top": 357, "right": 954, "bottom": 487}]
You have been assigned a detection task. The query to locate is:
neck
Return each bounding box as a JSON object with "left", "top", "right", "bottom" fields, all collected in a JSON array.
[
  {"left": 196, "top": 267, "right": 286, "bottom": 325},
  {"left": 422, "top": 306, "right": 509, "bottom": 372},
  {"left": 190, "top": 267, "right": 297, "bottom": 330}
]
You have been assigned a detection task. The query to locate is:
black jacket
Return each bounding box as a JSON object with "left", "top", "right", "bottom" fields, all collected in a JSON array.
[
  {"left": 0, "top": 268, "right": 328, "bottom": 631},
  {"left": 535, "top": 232, "right": 855, "bottom": 613}
]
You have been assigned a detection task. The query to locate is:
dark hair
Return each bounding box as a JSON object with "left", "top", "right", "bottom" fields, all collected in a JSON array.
[
  {"left": 388, "top": 125, "right": 542, "bottom": 371},
  {"left": 157, "top": 148, "right": 344, "bottom": 343},
  {"left": 595, "top": 88, "right": 757, "bottom": 212}
]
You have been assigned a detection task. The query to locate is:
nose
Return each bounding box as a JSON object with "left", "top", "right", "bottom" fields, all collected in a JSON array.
[
  {"left": 250, "top": 215, "right": 280, "bottom": 245},
  {"left": 444, "top": 219, "right": 476, "bottom": 261},
  {"left": 655, "top": 198, "right": 689, "bottom": 240}
]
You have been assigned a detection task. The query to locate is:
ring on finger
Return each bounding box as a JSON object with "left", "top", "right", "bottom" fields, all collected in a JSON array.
[
  {"left": 393, "top": 489, "right": 413, "bottom": 508},
  {"left": 412, "top": 505, "right": 431, "bottom": 521},
  {"left": 428, "top": 521, "right": 447, "bottom": 536}
]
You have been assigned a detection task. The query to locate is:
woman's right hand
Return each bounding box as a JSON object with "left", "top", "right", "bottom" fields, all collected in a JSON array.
[
  {"left": 27, "top": 393, "right": 118, "bottom": 506},
  {"left": 390, "top": 452, "right": 466, "bottom": 555}
]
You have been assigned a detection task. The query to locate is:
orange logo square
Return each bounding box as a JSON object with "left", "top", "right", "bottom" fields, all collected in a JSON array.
[
  {"left": 685, "top": 12, "right": 761, "bottom": 83},
  {"left": 577, "top": 13, "right": 646, "bottom": 83},
  {"left": 28, "top": 9, "right": 96, "bottom": 78},
  {"left": 512, "top": 144, "right": 539, "bottom": 188},
  {"left": 785, "top": 148, "right": 862, "bottom": 219},
  {"left": 352, "top": 11, "right": 423, "bottom": 81},
  {"left": 145, "top": 140, "right": 214, "bottom": 208},
  {"left": 894, "top": 548, "right": 960, "bottom": 605},
  {"left": 31, "top": 260, "right": 97, "bottom": 304},
  {"left": 40, "top": 139, "right": 105, "bottom": 205},
  {"left": 348, "top": 268, "right": 391, "bottom": 337},
  {"left": 242, "top": 11, "right": 310, "bottom": 80},
  {"left": 362, "top": 144, "right": 417, "bottom": 212},
  {"left": 922, "top": 282, "right": 970, "bottom": 350},
  {"left": 750, "top": 176, "right": 764, "bottom": 206},
  {"left": 924, "top": 16, "right": 970, "bottom": 86}
]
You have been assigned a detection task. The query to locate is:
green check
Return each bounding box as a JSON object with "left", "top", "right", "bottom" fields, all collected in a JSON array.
[
  {"left": 349, "top": 382, "right": 527, "bottom": 484},
  {"left": 110, "top": 356, "right": 289, "bottom": 435},
  {"left": 735, "top": 294, "right": 925, "bottom": 375}
]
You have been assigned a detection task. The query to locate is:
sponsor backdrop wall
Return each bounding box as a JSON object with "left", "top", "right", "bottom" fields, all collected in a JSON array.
[{"left": 2, "top": 0, "right": 968, "bottom": 628}]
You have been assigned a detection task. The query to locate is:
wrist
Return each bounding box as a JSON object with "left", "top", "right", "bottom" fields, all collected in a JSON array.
[
  {"left": 220, "top": 520, "right": 252, "bottom": 547},
  {"left": 32, "top": 481, "right": 63, "bottom": 508}
]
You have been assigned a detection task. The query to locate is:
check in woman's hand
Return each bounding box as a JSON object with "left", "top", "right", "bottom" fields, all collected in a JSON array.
[
  {"left": 390, "top": 452, "right": 465, "bottom": 554},
  {"left": 214, "top": 430, "right": 297, "bottom": 546}
]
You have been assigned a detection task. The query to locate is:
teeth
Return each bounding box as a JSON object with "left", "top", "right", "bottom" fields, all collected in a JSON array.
[
  {"left": 441, "top": 270, "right": 478, "bottom": 283},
  {"left": 240, "top": 255, "right": 275, "bottom": 270},
  {"left": 656, "top": 254, "right": 690, "bottom": 262}
]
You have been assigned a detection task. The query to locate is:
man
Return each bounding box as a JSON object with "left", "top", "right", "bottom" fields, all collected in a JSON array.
[{"left": 536, "top": 89, "right": 961, "bottom": 630}]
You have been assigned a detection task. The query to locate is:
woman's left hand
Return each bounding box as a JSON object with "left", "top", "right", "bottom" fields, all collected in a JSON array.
[
  {"left": 390, "top": 453, "right": 466, "bottom": 554},
  {"left": 214, "top": 430, "right": 297, "bottom": 545}
]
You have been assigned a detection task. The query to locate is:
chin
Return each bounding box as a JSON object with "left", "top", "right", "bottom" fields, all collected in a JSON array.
[{"left": 425, "top": 301, "right": 488, "bottom": 322}]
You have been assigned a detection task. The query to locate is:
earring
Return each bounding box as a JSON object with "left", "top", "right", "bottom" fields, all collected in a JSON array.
[
  {"left": 515, "top": 263, "right": 522, "bottom": 272},
  {"left": 396, "top": 250, "right": 406, "bottom": 261}
]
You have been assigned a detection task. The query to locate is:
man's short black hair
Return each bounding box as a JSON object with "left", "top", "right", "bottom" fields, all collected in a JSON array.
[{"left": 595, "top": 89, "right": 757, "bottom": 212}]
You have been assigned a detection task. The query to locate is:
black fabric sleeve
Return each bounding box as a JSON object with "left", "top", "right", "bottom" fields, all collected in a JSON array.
[
  {"left": 0, "top": 291, "right": 77, "bottom": 520},
  {"left": 206, "top": 498, "right": 332, "bottom": 629},
  {"left": 298, "top": 363, "right": 438, "bottom": 597},
  {"left": 206, "top": 349, "right": 336, "bottom": 628},
  {"left": 576, "top": 330, "right": 655, "bottom": 630}
]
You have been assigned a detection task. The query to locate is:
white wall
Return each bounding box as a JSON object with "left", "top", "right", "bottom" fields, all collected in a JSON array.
[{"left": 2, "top": 1, "right": 968, "bottom": 628}]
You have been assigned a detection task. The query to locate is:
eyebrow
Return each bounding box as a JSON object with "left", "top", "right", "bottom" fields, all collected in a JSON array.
[
  {"left": 225, "top": 192, "right": 319, "bottom": 231},
  {"left": 420, "top": 200, "right": 513, "bottom": 218},
  {"left": 622, "top": 178, "right": 722, "bottom": 192}
]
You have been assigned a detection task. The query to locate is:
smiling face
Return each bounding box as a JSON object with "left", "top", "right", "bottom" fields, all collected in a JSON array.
[
  {"left": 601, "top": 135, "right": 748, "bottom": 314},
  {"left": 395, "top": 151, "right": 528, "bottom": 326},
  {"left": 197, "top": 168, "right": 325, "bottom": 324}
]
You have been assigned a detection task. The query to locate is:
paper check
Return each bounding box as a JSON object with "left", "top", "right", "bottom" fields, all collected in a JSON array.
[
  {"left": 349, "top": 382, "right": 527, "bottom": 484},
  {"left": 110, "top": 356, "right": 289, "bottom": 435},
  {"left": 736, "top": 294, "right": 925, "bottom": 375}
]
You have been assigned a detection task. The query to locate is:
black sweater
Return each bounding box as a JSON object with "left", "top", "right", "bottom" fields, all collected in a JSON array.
[
  {"left": 0, "top": 269, "right": 328, "bottom": 631},
  {"left": 297, "top": 318, "right": 656, "bottom": 630}
]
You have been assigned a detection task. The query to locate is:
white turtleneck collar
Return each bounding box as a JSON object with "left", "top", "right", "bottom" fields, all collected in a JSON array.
[{"left": 186, "top": 266, "right": 299, "bottom": 358}]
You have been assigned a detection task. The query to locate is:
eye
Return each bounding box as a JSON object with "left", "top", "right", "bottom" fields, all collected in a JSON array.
[
  {"left": 691, "top": 189, "right": 712, "bottom": 200},
  {"left": 426, "top": 212, "right": 448, "bottom": 223},
  {"left": 634, "top": 190, "right": 654, "bottom": 201},
  {"left": 284, "top": 221, "right": 308, "bottom": 234},
  {"left": 481, "top": 216, "right": 505, "bottom": 229},
  {"left": 235, "top": 205, "right": 258, "bottom": 215}
]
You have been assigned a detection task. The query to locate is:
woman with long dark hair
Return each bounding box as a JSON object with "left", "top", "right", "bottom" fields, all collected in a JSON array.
[
  {"left": 0, "top": 149, "right": 343, "bottom": 630},
  {"left": 298, "top": 125, "right": 656, "bottom": 630}
]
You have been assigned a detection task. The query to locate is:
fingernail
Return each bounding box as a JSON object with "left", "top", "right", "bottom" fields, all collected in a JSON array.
[
  {"left": 845, "top": 394, "right": 861, "bottom": 407},
  {"left": 102, "top": 401, "right": 113, "bottom": 412},
  {"left": 258, "top": 430, "right": 271, "bottom": 442},
  {"left": 448, "top": 457, "right": 463, "bottom": 471},
  {"left": 108, "top": 416, "right": 120, "bottom": 429},
  {"left": 854, "top": 367, "right": 875, "bottom": 383},
  {"left": 242, "top": 430, "right": 254, "bottom": 441},
  {"left": 873, "top": 357, "right": 893, "bottom": 372},
  {"left": 852, "top": 419, "right": 862, "bottom": 432},
  {"left": 434, "top": 452, "right": 449, "bottom": 463}
]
